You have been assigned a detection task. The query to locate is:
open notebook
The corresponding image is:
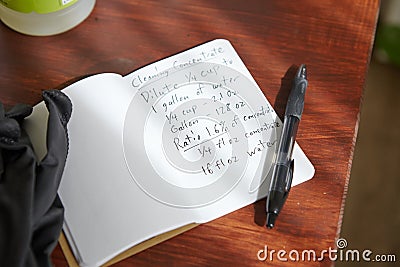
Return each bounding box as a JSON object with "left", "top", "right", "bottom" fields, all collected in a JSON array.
[{"left": 25, "top": 39, "right": 315, "bottom": 266}]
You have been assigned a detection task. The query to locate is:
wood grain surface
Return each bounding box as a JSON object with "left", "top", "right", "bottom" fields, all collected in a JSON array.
[{"left": 0, "top": 0, "right": 379, "bottom": 266}]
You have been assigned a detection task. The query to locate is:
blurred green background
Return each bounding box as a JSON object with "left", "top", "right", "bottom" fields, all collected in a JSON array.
[{"left": 337, "top": 0, "right": 400, "bottom": 265}]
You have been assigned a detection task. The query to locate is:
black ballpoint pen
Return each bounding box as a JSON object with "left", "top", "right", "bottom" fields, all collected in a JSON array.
[{"left": 266, "top": 64, "right": 308, "bottom": 228}]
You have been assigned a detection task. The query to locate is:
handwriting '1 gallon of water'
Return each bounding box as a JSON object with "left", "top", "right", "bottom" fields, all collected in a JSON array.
[
  {"left": 123, "top": 62, "right": 278, "bottom": 207},
  {"left": 0, "top": 0, "right": 96, "bottom": 36}
]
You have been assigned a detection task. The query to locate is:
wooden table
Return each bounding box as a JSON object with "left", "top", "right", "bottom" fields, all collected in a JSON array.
[{"left": 0, "top": 0, "right": 379, "bottom": 266}]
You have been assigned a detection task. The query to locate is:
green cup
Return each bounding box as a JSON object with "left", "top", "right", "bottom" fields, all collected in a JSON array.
[{"left": 0, "top": 0, "right": 96, "bottom": 36}]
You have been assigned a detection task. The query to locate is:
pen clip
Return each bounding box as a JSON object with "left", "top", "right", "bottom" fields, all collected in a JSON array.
[{"left": 285, "top": 159, "right": 294, "bottom": 192}]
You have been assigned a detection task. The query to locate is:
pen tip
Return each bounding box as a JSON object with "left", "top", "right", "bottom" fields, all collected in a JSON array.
[{"left": 266, "top": 213, "right": 277, "bottom": 229}]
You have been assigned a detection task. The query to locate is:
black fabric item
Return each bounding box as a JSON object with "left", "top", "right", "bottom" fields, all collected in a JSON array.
[{"left": 0, "top": 90, "right": 72, "bottom": 267}]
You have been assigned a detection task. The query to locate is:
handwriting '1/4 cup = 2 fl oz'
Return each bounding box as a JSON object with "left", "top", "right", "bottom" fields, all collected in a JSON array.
[{"left": 123, "top": 62, "right": 280, "bottom": 208}]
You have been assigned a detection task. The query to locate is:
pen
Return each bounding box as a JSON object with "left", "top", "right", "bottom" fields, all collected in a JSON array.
[{"left": 266, "top": 64, "right": 308, "bottom": 228}]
